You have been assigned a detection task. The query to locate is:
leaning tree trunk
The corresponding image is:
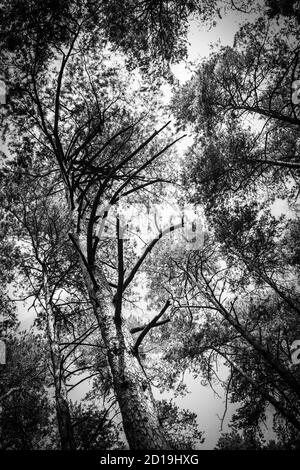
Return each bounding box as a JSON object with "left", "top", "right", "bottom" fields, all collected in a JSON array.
[
  {"left": 44, "top": 272, "right": 76, "bottom": 450},
  {"left": 71, "top": 230, "right": 170, "bottom": 450}
]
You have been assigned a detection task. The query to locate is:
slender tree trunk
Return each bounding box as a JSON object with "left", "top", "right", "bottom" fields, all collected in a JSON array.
[
  {"left": 215, "top": 348, "right": 300, "bottom": 432},
  {"left": 197, "top": 274, "right": 300, "bottom": 399},
  {"left": 54, "top": 387, "right": 76, "bottom": 450},
  {"left": 71, "top": 228, "right": 170, "bottom": 450},
  {"left": 44, "top": 272, "right": 76, "bottom": 450}
]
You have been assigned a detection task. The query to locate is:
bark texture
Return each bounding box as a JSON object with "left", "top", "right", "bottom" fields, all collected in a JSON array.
[
  {"left": 73, "top": 228, "right": 170, "bottom": 450},
  {"left": 44, "top": 272, "right": 76, "bottom": 450}
]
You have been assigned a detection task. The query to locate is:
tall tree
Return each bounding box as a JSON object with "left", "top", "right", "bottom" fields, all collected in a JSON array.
[
  {"left": 0, "top": 1, "right": 203, "bottom": 448},
  {"left": 171, "top": 10, "right": 300, "bottom": 210}
]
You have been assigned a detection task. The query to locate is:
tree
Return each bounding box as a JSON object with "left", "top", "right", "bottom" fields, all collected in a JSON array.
[
  {"left": 0, "top": 1, "right": 205, "bottom": 449},
  {"left": 171, "top": 10, "right": 300, "bottom": 210},
  {"left": 71, "top": 401, "right": 123, "bottom": 450},
  {"left": 3, "top": 0, "right": 299, "bottom": 450},
  {"left": 157, "top": 400, "right": 204, "bottom": 450},
  {"left": 215, "top": 430, "right": 263, "bottom": 450},
  {"left": 0, "top": 332, "right": 55, "bottom": 450},
  {"left": 165, "top": 5, "right": 300, "bottom": 446}
]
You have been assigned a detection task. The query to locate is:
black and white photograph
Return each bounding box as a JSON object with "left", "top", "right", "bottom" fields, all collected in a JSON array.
[{"left": 0, "top": 0, "right": 300, "bottom": 458}]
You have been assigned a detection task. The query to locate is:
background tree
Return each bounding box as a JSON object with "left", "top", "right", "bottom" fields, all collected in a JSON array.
[
  {"left": 171, "top": 9, "right": 300, "bottom": 210},
  {"left": 168, "top": 1, "right": 300, "bottom": 445}
]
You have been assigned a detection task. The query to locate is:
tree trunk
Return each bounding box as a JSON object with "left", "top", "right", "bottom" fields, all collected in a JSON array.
[
  {"left": 73, "top": 233, "right": 170, "bottom": 449},
  {"left": 54, "top": 390, "right": 76, "bottom": 450},
  {"left": 44, "top": 272, "right": 76, "bottom": 450}
]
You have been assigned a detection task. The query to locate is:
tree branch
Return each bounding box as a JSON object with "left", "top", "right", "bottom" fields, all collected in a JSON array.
[
  {"left": 123, "top": 220, "right": 184, "bottom": 294},
  {"left": 133, "top": 300, "right": 171, "bottom": 354},
  {"left": 68, "top": 233, "right": 99, "bottom": 291},
  {"left": 130, "top": 318, "right": 170, "bottom": 334},
  {"left": 249, "top": 158, "right": 300, "bottom": 170},
  {"left": 114, "top": 217, "right": 124, "bottom": 326}
]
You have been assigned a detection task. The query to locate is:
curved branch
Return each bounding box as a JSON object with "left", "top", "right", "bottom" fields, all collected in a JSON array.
[{"left": 133, "top": 300, "right": 171, "bottom": 354}]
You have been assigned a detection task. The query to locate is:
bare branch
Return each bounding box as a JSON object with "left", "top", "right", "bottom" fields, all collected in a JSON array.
[{"left": 133, "top": 300, "right": 171, "bottom": 354}]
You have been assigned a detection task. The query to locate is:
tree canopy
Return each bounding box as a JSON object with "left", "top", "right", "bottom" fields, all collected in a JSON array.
[{"left": 0, "top": 0, "right": 300, "bottom": 452}]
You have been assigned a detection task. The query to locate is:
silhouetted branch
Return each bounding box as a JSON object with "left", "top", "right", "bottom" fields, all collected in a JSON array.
[{"left": 133, "top": 300, "right": 171, "bottom": 354}]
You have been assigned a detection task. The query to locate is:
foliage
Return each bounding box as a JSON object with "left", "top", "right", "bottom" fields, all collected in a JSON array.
[
  {"left": 157, "top": 399, "right": 204, "bottom": 450},
  {"left": 0, "top": 332, "right": 55, "bottom": 449},
  {"left": 1, "top": 0, "right": 300, "bottom": 451}
]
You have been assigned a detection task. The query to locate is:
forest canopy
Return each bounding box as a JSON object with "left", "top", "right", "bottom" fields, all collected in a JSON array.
[{"left": 0, "top": 0, "right": 300, "bottom": 451}]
